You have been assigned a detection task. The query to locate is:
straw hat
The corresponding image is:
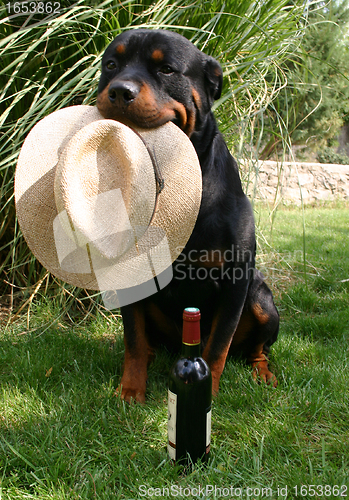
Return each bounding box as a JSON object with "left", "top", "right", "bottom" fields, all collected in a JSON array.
[{"left": 15, "top": 106, "right": 202, "bottom": 305}]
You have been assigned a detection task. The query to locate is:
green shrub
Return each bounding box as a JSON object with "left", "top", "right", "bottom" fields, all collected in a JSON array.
[{"left": 317, "top": 147, "right": 349, "bottom": 165}]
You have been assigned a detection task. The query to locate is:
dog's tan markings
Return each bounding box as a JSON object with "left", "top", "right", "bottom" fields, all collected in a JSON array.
[
  {"left": 202, "top": 308, "right": 232, "bottom": 396},
  {"left": 130, "top": 84, "right": 167, "bottom": 124},
  {"left": 230, "top": 310, "right": 254, "bottom": 346},
  {"left": 192, "top": 88, "right": 202, "bottom": 110},
  {"left": 184, "top": 106, "right": 196, "bottom": 137},
  {"left": 198, "top": 250, "right": 224, "bottom": 268},
  {"left": 116, "top": 305, "right": 150, "bottom": 404},
  {"left": 152, "top": 49, "right": 164, "bottom": 62},
  {"left": 252, "top": 302, "right": 270, "bottom": 325},
  {"left": 206, "top": 347, "right": 231, "bottom": 396},
  {"left": 214, "top": 66, "right": 222, "bottom": 78},
  {"left": 115, "top": 43, "right": 126, "bottom": 55},
  {"left": 130, "top": 84, "right": 185, "bottom": 130},
  {"left": 96, "top": 85, "right": 112, "bottom": 118},
  {"left": 166, "top": 100, "right": 186, "bottom": 127},
  {"left": 97, "top": 80, "right": 195, "bottom": 132},
  {"left": 136, "top": 83, "right": 157, "bottom": 110},
  {"left": 181, "top": 249, "right": 225, "bottom": 268},
  {"left": 162, "top": 100, "right": 197, "bottom": 137},
  {"left": 247, "top": 343, "right": 277, "bottom": 387}
]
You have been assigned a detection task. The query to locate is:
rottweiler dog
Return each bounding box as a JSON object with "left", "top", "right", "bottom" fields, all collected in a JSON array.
[{"left": 97, "top": 29, "right": 279, "bottom": 403}]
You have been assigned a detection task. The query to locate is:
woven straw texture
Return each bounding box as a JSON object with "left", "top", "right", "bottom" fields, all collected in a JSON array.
[{"left": 15, "top": 106, "right": 202, "bottom": 290}]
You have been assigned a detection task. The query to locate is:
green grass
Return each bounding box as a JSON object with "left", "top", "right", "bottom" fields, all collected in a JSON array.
[{"left": 1, "top": 204, "right": 349, "bottom": 499}]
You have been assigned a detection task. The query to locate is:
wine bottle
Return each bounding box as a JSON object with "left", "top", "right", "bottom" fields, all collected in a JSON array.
[{"left": 167, "top": 307, "right": 212, "bottom": 464}]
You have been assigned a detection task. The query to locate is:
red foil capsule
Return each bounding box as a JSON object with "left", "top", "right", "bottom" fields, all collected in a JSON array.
[{"left": 182, "top": 307, "right": 201, "bottom": 345}]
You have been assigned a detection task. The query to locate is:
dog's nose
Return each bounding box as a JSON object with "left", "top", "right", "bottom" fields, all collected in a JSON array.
[{"left": 108, "top": 81, "right": 140, "bottom": 104}]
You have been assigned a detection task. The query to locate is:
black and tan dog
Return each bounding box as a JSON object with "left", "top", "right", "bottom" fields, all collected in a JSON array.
[{"left": 97, "top": 29, "right": 279, "bottom": 403}]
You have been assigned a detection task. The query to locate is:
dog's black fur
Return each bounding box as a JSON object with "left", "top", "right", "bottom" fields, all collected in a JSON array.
[{"left": 97, "top": 29, "right": 279, "bottom": 402}]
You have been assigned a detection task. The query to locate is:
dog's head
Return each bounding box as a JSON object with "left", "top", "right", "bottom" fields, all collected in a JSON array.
[{"left": 97, "top": 29, "right": 222, "bottom": 136}]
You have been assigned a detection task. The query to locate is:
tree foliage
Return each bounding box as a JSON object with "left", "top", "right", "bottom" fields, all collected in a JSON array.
[
  {"left": 295, "top": 1, "right": 349, "bottom": 143},
  {"left": 261, "top": 0, "right": 349, "bottom": 159}
]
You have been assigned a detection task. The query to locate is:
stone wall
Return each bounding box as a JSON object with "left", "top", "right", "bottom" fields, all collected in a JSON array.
[{"left": 241, "top": 160, "right": 349, "bottom": 204}]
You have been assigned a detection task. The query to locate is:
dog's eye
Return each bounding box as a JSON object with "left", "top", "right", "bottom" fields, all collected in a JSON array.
[
  {"left": 106, "top": 61, "right": 116, "bottom": 70},
  {"left": 159, "top": 65, "right": 174, "bottom": 75}
]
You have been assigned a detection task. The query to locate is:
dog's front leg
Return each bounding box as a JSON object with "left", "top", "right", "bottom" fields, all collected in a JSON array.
[
  {"left": 118, "top": 302, "right": 151, "bottom": 403},
  {"left": 202, "top": 266, "right": 250, "bottom": 395}
]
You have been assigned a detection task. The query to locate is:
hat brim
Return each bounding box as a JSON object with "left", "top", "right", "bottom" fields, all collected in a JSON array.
[{"left": 15, "top": 106, "right": 202, "bottom": 291}]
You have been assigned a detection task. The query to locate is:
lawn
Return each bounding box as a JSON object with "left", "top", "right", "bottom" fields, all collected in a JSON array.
[{"left": 0, "top": 204, "right": 349, "bottom": 499}]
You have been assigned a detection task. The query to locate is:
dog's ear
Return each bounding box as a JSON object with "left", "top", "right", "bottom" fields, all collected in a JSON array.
[{"left": 204, "top": 56, "right": 223, "bottom": 103}]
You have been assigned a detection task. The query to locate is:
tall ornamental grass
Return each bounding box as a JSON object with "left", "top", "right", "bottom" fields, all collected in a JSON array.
[{"left": 0, "top": 0, "right": 304, "bottom": 312}]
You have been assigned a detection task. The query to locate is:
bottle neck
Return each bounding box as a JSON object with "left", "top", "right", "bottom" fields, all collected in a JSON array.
[
  {"left": 182, "top": 307, "right": 201, "bottom": 358},
  {"left": 182, "top": 342, "right": 201, "bottom": 358}
]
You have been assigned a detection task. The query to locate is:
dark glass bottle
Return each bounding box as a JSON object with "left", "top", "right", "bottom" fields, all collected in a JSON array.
[{"left": 167, "top": 307, "right": 212, "bottom": 464}]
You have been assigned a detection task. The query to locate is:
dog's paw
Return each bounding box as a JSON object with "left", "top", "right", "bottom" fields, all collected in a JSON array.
[
  {"left": 115, "top": 384, "right": 146, "bottom": 404},
  {"left": 251, "top": 360, "right": 277, "bottom": 388}
]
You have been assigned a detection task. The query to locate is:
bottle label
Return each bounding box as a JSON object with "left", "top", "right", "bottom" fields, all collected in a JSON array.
[
  {"left": 206, "top": 407, "right": 212, "bottom": 454},
  {"left": 167, "top": 389, "right": 177, "bottom": 460}
]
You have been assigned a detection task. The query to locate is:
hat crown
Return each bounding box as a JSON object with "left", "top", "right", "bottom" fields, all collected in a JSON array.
[{"left": 54, "top": 119, "right": 157, "bottom": 260}]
